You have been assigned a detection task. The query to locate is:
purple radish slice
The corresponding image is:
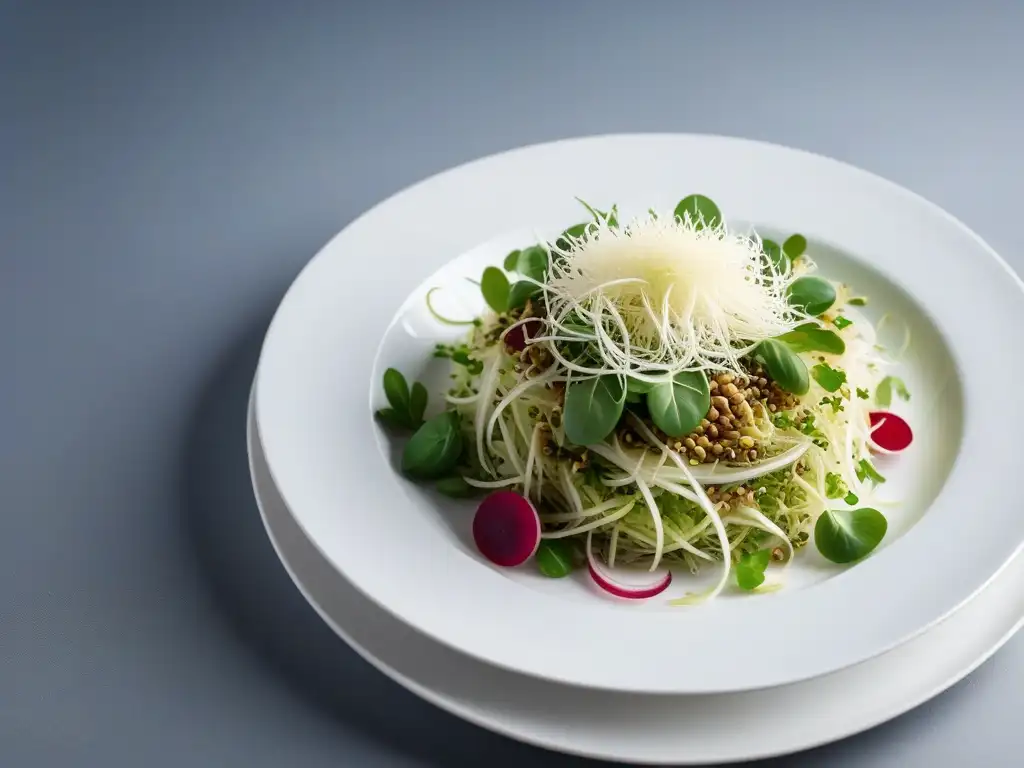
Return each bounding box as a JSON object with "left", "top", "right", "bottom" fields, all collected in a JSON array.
[
  {"left": 504, "top": 319, "right": 542, "bottom": 352},
  {"left": 473, "top": 491, "right": 541, "bottom": 567},
  {"left": 586, "top": 532, "right": 672, "bottom": 599}
]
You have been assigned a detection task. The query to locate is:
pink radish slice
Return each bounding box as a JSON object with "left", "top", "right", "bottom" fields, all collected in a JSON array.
[
  {"left": 504, "top": 319, "right": 542, "bottom": 352},
  {"left": 869, "top": 411, "right": 913, "bottom": 452},
  {"left": 586, "top": 535, "right": 672, "bottom": 600},
  {"left": 472, "top": 491, "right": 541, "bottom": 567}
]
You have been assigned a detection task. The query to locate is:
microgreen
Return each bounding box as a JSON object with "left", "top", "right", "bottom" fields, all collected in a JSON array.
[
  {"left": 811, "top": 362, "right": 847, "bottom": 392},
  {"left": 735, "top": 549, "right": 772, "bottom": 590},
  {"left": 787, "top": 276, "right": 837, "bottom": 316},
  {"left": 782, "top": 233, "right": 807, "bottom": 260},
  {"left": 856, "top": 387, "right": 870, "bottom": 400},
  {"left": 772, "top": 411, "right": 794, "bottom": 429},
  {"left": 814, "top": 507, "right": 887, "bottom": 563},
  {"left": 832, "top": 316, "right": 853, "bottom": 330},
  {"left": 480, "top": 266, "right": 510, "bottom": 313},
  {"left": 536, "top": 539, "right": 575, "bottom": 578},
  {"left": 646, "top": 371, "right": 711, "bottom": 438},
  {"left": 576, "top": 198, "right": 619, "bottom": 228},
  {"left": 502, "top": 249, "right": 521, "bottom": 271},
  {"left": 507, "top": 280, "right": 540, "bottom": 311},
  {"left": 563, "top": 375, "right": 626, "bottom": 445},
  {"left": 800, "top": 413, "right": 829, "bottom": 448},
  {"left": 848, "top": 297, "right": 868, "bottom": 306},
  {"left": 820, "top": 395, "right": 844, "bottom": 413},
  {"left": 824, "top": 472, "right": 848, "bottom": 500},
  {"left": 401, "top": 410, "right": 463, "bottom": 479},
  {"left": 434, "top": 343, "right": 484, "bottom": 375},
  {"left": 516, "top": 245, "right": 549, "bottom": 283},
  {"left": 875, "top": 376, "right": 910, "bottom": 408},
  {"left": 761, "top": 238, "right": 789, "bottom": 275},
  {"left": 674, "top": 194, "right": 722, "bottom": 230},
  {"left": 855, "top": 458, "right": 886, "bottom": 485},
  {"left": 435, "top": 476, "right": 474, "bottom": 498},
  {"left": 755, "top": 339, "right": 809, "bottom": 395},
  {"left": 844, "top": 491, "right": 860, "bottom": 505},
  {"left": 777, "top": 323, "right": 846, "bottom": 355},
  {"left": 376, "top": 368, "right": 428, "bottom": 430}
]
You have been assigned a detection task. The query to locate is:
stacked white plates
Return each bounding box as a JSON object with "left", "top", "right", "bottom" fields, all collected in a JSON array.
[{"left": 250, "top": 135, "right": 1024, "bottom": 764}]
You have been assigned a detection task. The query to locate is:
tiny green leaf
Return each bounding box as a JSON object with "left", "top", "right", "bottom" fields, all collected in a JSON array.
[
  {"left": 563, "top": 376, "right": 626, "bottom": 445},
  {"left": 647, "top": 371, "right": 711, "bottom": 438},
  {"left": 735, "top": 549, "right": 772, "bottom": 590},
  {"left": 811, "top": 362, "right": 847, "bottom": 392},
  {"left": 815, "top": 507, "right": 887, "bottom": 564},
  {"left": 777, "top": 324, "right": 846, "bottom": 355},
  {"left": 503, "top": 249, "right": 521, "bottom": 272},
  {"left": 848, "top": 297, "right": 868, "bottom": 306},
  {"left": 833, "top": 316, "right": 853, "bottom": 330},
  {"left": 856, "top": 387, "right": 870, "bottom": 400},
  {"left": 536, "top": 539, "right": 575, "bottom": 578},
  {"left": 844, "top": 491, "right": 860, "bottom": 505},
  {"left": 674, "top": 194, "right": 722, "bottom": 230},
  {"left": 625, "top": 376, "right": 656, "bottom": 395},
  {"left": 825, "top": 472, "right": 848, "bottom": 500},
  {"left": 875, "top": 375, "right": 910, "bottom": 408},
  {"left": 554, "top": 222, "right": 591, "bottom": 251},
  {"left": 435, "top": 476, "right": 474, "bottom": 498},
  {"left": 761, "top": 239, "right": 789, "bottom": 275},
  {"left": 783, "top": 233, "right": 807, "bottom": 260},
  {"left": 516, "top": 245, "right": 549, "bottom": 283},
  {"left": 375, "top": 407, "right": 407, "bottom": 430},
  {"left": 855, "top": 459, "right": 886, "bottom": 486},
  {"left": 507, "top": 280, "right": 540, "bottom": 311},
  {"left": 480, "top": 266, "right": 510, "bottom": 313},
  {"left": 383, "top": 368, "right": 411, "bottom": 413},
  {"left": 787, "top": 276, "right": 837, "bottom": 316},
  {"left": 755, "top": 339, "right": 809, "bottom": 395},
  {"left": 409, "top": 382, "right": 428, "bottom": 426},
  {"left": 401, "top": 411, "right": 463, "bottom": 480}
]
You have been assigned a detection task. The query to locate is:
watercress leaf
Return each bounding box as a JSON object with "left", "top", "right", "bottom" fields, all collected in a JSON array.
[
  {"left": 787, "top": 276, "right": 837, "bottom": 316},
  {"left": 755, "top": 339, "right": 809, "bottom": 395},
  {"left": 383, "top": 368, "right": 411, "bottom": 413},
  {"left": 876, "top": 375, "right": 910, "bottom": 408},
  {"left": 480, "top": 266, "right": 510, "bottom": 313},
  {"left": 375, "top": 407, "right": 408, "bottom": 430},
  {"left": 435, "top": 476, "right": 474, "bottom": 498},
  {"left": 516, "top": 246, "right": 549, "bottom": 283},
  {"left": 777, "top": 324, "right": 846, "bottom": 355},
  {"left": 401, "top": 411, "right": 463, "bottom": 479},
  {"left": 761, "top": 239, "right": 789, "bottom": 275},
  {"left": 814, "top": 507, "right": 887, "bottom": 564},
  {"left": 536, "top": 539, "right": 575, "bottom": 578},
  {"left": 502, "top": 249, "right": 521, "bottom": 272},
  {"left": 507, "top": 280, "right": 540, "bottom": 311},
  {"left": 811, "top": 362, "right": 847, "bottom": 392},
  {"left": 409, "top": 382, "right": 428, "bottom": 426},
  {"left": 735, "top": 549, "right": 771, "bottom": 590},
  {"left": 782, "top": 233, "right": 807, "bottom": 260},
  {"left": 674, "top": 194, "right": 722, "bottom": 230},
  {"left": 563, "top": 376, "right": 626, "bottom": 445},
  {"left": 647, "top": 371, "right": 711, "bottom": 438}
]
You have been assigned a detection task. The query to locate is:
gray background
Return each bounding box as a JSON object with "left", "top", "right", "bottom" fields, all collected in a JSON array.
[{"left": 3, "top": 0, "right": 1022, "bottom": 765}]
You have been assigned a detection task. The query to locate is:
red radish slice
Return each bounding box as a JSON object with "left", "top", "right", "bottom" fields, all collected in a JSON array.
[
  {"left": 869, "top": 411, "right": 913, "bottom": 453},
  {"left": 473, "top": 491, "right": 541, "bottom": 567},
  {"left": 586, "top": 533, "right": 672, "bottom": 600},
  {"left": 504, "top": 319, "right": 542, "bottom": 352}
]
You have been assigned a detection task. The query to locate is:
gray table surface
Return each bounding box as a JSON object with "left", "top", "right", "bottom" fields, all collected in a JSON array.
[{"left": 4, "top": 1, "right": 1023, "bottom": 765}]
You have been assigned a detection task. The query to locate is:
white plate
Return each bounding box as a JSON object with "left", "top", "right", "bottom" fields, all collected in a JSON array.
[
  {"left": 248, "top": 392, "right": 1024, "bottom": 765},
  {"left": 255, "top": 133, "right": 1024, "bottom": 694}
]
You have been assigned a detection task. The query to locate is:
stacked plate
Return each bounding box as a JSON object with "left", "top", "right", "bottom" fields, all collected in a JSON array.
[{"left": 250, "top": 135, "right": 1024, "bottom": 764}]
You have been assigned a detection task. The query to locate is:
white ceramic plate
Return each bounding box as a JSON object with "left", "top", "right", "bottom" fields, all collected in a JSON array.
[
  {"left": 256, "top": 134, "right": 1024, "bottom": 694},
  {"left": 249, "top": 392, "right": 1024, "bottom": 765}
]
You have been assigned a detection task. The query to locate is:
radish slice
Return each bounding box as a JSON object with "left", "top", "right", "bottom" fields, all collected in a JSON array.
[
  {"left": 473, "top": 491, "right": 541, "bottom": 567},
  {"left": 869, "top": 411, "right": 913, "bottom": 452},
  {"left": 586, "top": 532, "right": 672, "bottom": 600},
  {"left": 504, "top": 319, "right": 542, "bottom": 352}
]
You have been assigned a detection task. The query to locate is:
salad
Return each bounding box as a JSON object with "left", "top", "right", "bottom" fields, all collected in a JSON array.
[{"left": 376, "top": 194, "right": 913, "bottom": 603}]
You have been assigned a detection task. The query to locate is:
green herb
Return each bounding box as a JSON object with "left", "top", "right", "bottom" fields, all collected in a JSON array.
[
  {"left": 536, "top": 539, "right": 575, "bottom": 578},
  {"left": 832, "top": 316, "right": 853, "bottom": 330},
  {"left": 761, "top": 238, "right": 789, "bottom": 275},
  {"left": 820, "top": 395, "right": 844, "bottom": 412},
  {"left": 844, "top": 491, "right": 860, "bottom": 505},
  {"left": 814, "top": 507, "right": 887, "bottom": 563},
  {"left": 783, "top": 233, "right": 807, "bottom": 260},
  {"left": 376, "top": 368, "right": 428, "bottom": 430},
  {"left": 777, "top": 324, "right": 846, "bottom": 355},
  {"left": 772, "top": 411, "right": 794, "bottom": 429},
  {"left": 856, "top": 387, "right": 870, "bottom": 400},
  {"left": 502, "top": 249, "right": 521, "bottom": 272},
  {"left": 800, "top": 413, "right": 829, "bottom": 448},
  {"left": 824, "top": 472, "right": 848, "bottom": 500},
  {"left": 507, "top": 280, "right": 540, "bottom": 311},
  {"left": 811, "top": 362, "right": 847, "bottom": 392},
  {"left": 435, "top": 476, "right": 474, "bottom": 498},
  {"left": 647, "top": 371, "right": 711, "bottom": 437},
  {"left": 516, "top": 245, "right": 549, "bottom": 283},
  {"left": 674, "top": 194, "right": 722, "bottom": 230},
  {"left": 401, "top": 410, "right": 463, "bottom": 479},
  {"left": 435, "top": 343, "right": 483, "bottom": 375},
  {"left": 855, "top": 459, "right": 886, "bottom": 486},
  {"left": 409, "top": 382, "right": 427, "bottom": 424},
  {"left": 755, "top": 339, "right": 809, "bottom": 395},
  {"left": 848, "top": 297, "right": 868, "bottom": 306},
  {"left": 735, "top": 549, "right": 772, "bottom": 590},
  {"left": 875, "top": 376, "right": 911, "bottom": 408},
  {"left": 787, "top": 276, "right": 837, "bottom": 316},
  {"left": 480, "top": 266, "right": 510, "bottom": 313},
  {"left": 563, "top": 375, "right": 626, "bottom": 445}
]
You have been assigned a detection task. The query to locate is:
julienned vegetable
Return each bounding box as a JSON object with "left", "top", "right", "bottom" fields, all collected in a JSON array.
[{"left": 377, "top": 193, "right": 912, "bottom": 603}]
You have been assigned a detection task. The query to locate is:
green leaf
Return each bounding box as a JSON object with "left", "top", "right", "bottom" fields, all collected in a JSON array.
[
  {"left": 576, "top": 198, "right": 618, "bottom": 228},
  {"left": 848, "top": 297, "right": 868, "bottom": 306},
  {"left": 735, "top": 549, "right": 771, "bottom": 590},
  {"left": 856, "top": 387, "right": 870, "bottom": 400},
  {"left": 625, "top": 376, "right": 656, "bottom": 395},
  {"left": 787, "top": 276, "right": 837, "bottom": 316},
  {"left": 782, "top": 234, "right": 807, "bottom": 260},
  {"left": 875, "top": 376, "right": 910, "bottom": 408},
  {"left": 409, "top": 382, "right": 428, "bottom": 426},
  {"left": 401, "top": 411, "right": 463, "bottom": 479},
  {"left": 516, "top": 246, "right": 549, "bottom": 283},
  {"left": 480, "top": 266, "right": 510, "bottom": 313},
  {"left": 674, "top": 194, "right": 722, "bottom": 230},
  {"left": 435, "top": 476, "right": 474, "bottom": 498},
  {"left": 814, "top": 507, "right": 887, "bottom": 564},
  {"left": 536, "top": 539, "right": 575, "bottom": 578},
  {"left": 824, "top": 472, "right": 848, "bottom": 500},
  {"left": 755, "top": 339, "right": 809, "bottom": 395},
  {"left": 503, "top": 249, "right": 521, "bottom": 272},
  {"left": 507, "top": 280, "right": 540, "bottom": 311},
  {"left": 761, "top": 239, "right": 789, "bottom": 275},
  {"left": 554, "top": 222, "right": 591, "bottom": 251},
  {"left": 844, "top": 491, "right": 860, "bottom": 505},
  {"left": 375, "top": 407, "right": 407, "bottom": 430},
  {"left": 777, "top": 324, "right": 846, "bottom": 355},
  {"left": 855, "top": 459, "right": 886, "bottom": 486},
  {"left": 383, "top": 368, "right": 411, "bottom": 413},
  {"left": 647, "top": 371, "right": 711, "bottom": 438},
  {"left": 832, "top": 315, "right": 853, "bottom": 330},
  {"left": 811, "top": 362, "right": 847, "bottom": 392},
  {"left": 563, "top": 376, "right": 626, "bottom": 445}
]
